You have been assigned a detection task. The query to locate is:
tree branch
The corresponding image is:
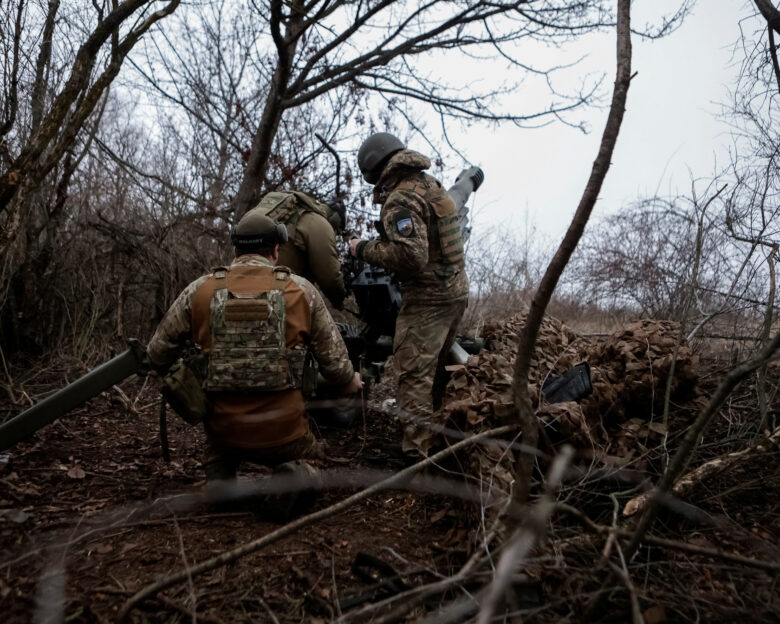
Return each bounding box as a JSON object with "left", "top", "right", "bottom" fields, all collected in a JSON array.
[
  {"left": 754, "top": 0, "right": 780, "bottom": 35},
  {"left": 0, "top": 0, "right": 181, "bottom": 215},
  {"left": 768, "top": 24, "right": 780, "bottom": 94},
  {"left": 0, "top": 0, "right": 26, "bottom": 139},
  {"left": 0, "top": 0, "right": 155, "bottom": 213},
  {"left": 117, "top": 424, "right": 518, "bottom": 622},
  {"left": 510, "top": 0, "right": 632, "bottom": 504},
  {"left": 558, "top": 503, "right": 780, "bottom": 573}
]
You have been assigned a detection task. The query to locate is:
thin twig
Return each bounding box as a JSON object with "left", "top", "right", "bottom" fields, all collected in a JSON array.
[
  {"left": 257, "top": 596, "right": 280, "bottom": 624},
  {"left": 117, "top": 424, "right": 517, "bottom": 622},
  {"left": 662, "top": 184, "right": 727, "bottom": 427},
  {"left": 557, "top": 503, "right": 780, "bottom": 574}
]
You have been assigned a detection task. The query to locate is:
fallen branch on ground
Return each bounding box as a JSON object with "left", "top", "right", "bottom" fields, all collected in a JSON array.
[
  {"left": 117, "top": 424, "right": 518, "bottom": 622},
  {"left": 558, "top": 503, "right": 780, "bottom": 574},
  {"left": 623, "top": 427, "right": 780, "bottom": 517}
]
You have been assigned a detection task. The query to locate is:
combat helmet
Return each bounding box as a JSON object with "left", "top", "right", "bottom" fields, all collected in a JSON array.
[
  {"left": 357, "top": 132, "right": 405, "bottom": 184},
  {"left": 231, "top": 210, "right": 288, "bottom": 248}
]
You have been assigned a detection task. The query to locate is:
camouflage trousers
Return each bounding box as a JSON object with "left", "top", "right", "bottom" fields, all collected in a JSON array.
[
  {"left": 393, "top": 299, "right": 467, "bottom": 454},
  {"left": 203, "top": 431, "right": 324, "bottom": 481}
]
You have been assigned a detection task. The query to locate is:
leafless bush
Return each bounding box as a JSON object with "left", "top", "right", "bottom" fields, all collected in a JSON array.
[{"left": 462, "top": 218, "right": 551, "bottom": 332}]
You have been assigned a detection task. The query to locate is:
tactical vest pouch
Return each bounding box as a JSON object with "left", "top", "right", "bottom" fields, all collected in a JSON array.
[
  {"left": 301, "top": 350, "right": 319, "bottom": 399},
  {"left": 162, "top": 359, "right": 209, "bottom": 425},
  {"left": 397, "top": 178, "right": 465, "bottom": 268},
  {"left": 428, "top": 185, "right": 464, "bottom": 266},
  {"left": 204, "top": 273, "right": 306, "bottom": 393},
  {"left": 252, "top": 192, "right": 302, "bottom": 244}
]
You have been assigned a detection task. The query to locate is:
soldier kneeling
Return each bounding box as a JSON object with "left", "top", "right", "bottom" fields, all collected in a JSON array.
[{"left": 147, "top": 211, "right": 361, "bottom": 516}]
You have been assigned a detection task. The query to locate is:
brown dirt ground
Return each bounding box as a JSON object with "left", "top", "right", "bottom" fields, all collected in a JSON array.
[{"left": 0, "top": 352, "right": 778, "bottom": 623}]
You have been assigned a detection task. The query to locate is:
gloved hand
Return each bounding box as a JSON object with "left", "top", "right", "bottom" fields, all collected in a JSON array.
[
  {"left": 455, "top": 166, "right": 485, "bottom": 191},
  {"left": 348, "top": 236, "right": 363, "bottom": 257}
]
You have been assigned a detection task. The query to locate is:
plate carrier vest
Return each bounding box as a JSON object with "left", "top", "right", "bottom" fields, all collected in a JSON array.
[
  {"left": 395, "top": 175, "right": 465, "bottom": 272},
  {"left": 199, "top": 266, "right": 306, "bottom": 393}
]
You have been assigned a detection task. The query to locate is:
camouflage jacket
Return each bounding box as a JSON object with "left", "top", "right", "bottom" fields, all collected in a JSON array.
[
  {"left": 356, "top": 150, "right": 468, "bottom": 305},
  {"left": 147, "top": 255, "right": 354, "bottom": 387}
]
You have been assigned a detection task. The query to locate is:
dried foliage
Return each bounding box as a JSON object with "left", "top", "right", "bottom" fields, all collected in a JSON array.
[{"left": 2, "top": 1, "right": 779, "bottom": 623}]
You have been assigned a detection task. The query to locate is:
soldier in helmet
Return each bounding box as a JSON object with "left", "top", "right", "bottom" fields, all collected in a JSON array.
[
  {"left": 147, "top": 211, "right": 362, "bottom": 482},
  {"left": 246, "top": 191, "right": 347, "bottom": 309},
  {"left": 349, "top": 133, "right": 482, "bottom": 456}
]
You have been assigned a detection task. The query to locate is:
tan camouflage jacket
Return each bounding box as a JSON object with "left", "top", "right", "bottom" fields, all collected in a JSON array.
[
  {"left": 356, "top": 150, "right": 468, "bottom": 305},
  {"left": 147, "top": 255, "right": 354, "bottom": 387}
]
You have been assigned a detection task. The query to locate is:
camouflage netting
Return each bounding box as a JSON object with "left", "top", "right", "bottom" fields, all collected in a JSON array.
[
  {"left": 427, "top": 314, "right": 702, "bottom": 550},
  {"left": 441, "top": 315, "right": 588, "bottom": 426},
  {"left": 440, "top": 315, "right": 700, "bottom": 455},
  {"left": 365, "top": 313, "right": 703, "bottom": 549},
  {"left": 585, "top": 319, "right": 699, "bottom": 422}
]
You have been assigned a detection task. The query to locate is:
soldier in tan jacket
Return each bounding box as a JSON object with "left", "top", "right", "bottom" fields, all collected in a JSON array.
[
  {"left": 148, "top": 212, "right": 361, "bottom": 481},
  {"left": 248, "top": 191, "right": 347, "bottom": 309}
]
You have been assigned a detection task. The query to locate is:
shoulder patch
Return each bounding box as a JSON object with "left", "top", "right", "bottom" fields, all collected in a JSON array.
[{"left": 396, "top": 216, "right": 414, "bottom": 237}]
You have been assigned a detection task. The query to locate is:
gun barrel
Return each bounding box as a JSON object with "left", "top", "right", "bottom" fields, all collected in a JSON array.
[
  {"left": 447, "top": 178, "right": 472, "bottom": 214},
  {"left": 0, "top": 340, "right": 147, "bottom": 451}
]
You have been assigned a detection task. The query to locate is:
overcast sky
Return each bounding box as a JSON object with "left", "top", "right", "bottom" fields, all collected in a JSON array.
[{"left": 430, "top": 2, "right": 756, "bottom": 242}]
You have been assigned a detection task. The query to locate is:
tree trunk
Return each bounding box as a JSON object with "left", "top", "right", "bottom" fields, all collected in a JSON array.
[
  {"left": 754, "top": 0, "right": 780, "bottom": 34},
  {"left": 510, "top": 0, "right": 633, "bottom": 505},
  {"left": 230, "top": 0, "right": 306, "bottom": 218},
  {"left": 30, "top": 0, "right": 61, "bottom": 132}
]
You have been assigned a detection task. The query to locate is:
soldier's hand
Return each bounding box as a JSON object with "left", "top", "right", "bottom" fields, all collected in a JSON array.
[
  {"left": 342, "top": 372, "right": 363, "bottom": 395},
  {"left": 348, "top": 237, "right": 363, "bottom": 258}
]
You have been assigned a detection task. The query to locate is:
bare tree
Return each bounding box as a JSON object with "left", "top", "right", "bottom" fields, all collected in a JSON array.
[
  {"left": 0, "top": 0, "right": 181, "bottom": 351},
  {"left": 134, "top": 0, "right": 691, "bottom": 219},
  {"left": 0, "top": 0, "right": 181, "bottom": 213}
]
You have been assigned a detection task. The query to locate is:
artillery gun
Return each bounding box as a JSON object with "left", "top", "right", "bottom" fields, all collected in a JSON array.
[{"left": 0, "top": 161, "right": 485, "bottom": 449}]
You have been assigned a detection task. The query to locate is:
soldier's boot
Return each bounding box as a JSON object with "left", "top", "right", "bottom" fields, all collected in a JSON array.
[
  {"left": 203, "top": 455, "right": 244, "bottom": 512},
  {"left": 264, "top": 460, "right": 322, "bottom": 523}
]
